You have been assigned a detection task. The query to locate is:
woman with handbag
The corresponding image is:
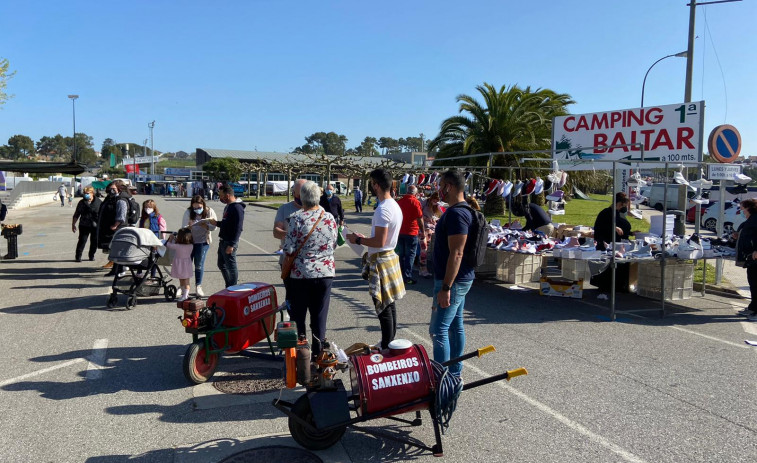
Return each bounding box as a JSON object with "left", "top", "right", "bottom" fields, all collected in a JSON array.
[{"left": 282, "top": 181, "right": 338, "bottom": 356}]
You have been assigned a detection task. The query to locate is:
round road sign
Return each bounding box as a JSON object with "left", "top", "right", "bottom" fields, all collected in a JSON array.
[{"left": 708, "top": 124, "right": 741, "bottom": 163}]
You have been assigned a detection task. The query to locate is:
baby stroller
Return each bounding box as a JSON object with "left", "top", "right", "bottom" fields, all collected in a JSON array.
[{"left": 106, "top": 227, "right": 178, "bottom": 310}]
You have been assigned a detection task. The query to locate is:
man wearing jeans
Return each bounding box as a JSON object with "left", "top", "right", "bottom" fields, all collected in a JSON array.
[
  {"left": 430, "top": 170, "right": 474, "bottom": 378},
  {"left": 209, "top": 185, "right": 245, "bottom": 288},
  {"left": 396, "top": 185, "right": 424, "bottom": 285}
]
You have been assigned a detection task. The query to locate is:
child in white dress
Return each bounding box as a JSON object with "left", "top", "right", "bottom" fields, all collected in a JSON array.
[{"left": 165, "top": 227, "right": 194, "bottom": 301}]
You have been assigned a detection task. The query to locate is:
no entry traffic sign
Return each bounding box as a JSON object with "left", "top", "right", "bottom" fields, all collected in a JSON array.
[{"left": 708, "top": 124, "right": 741, "bottom": 163}]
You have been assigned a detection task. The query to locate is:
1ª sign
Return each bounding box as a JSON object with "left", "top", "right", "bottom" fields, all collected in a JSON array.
[{"left": 708, "top": 124, "right": 741, "bottom": 163}]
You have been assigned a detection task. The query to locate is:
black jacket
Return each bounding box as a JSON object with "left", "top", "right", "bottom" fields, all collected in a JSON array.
[
  {"left": 594, "top": 206, "right": 632, "bottom": 251},
  {"left": 74, "top": 197, "right": 102, "bottom": 228},
  {"left": 524, "top": 203, "right": 551, "bottom": 232},
  {"left": 320, "top": 194, "right": 344, "bottom": 224},
  {"left": 736, "top": 214, "right": 757, "bottom": 266},
  {"left": 218, "top": 200, "right": 246, "bottom": 246}
]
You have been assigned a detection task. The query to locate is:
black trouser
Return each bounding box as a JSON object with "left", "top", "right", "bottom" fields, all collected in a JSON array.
[
  {"left": 75, "top": 225, "right": 98, "bottom": 260},
  {"left": 355, "top": 201, "right": 362, "bottom": 213},
  {"left": 373, "top": 298, "right": 397, "bottom": 349},
  {"left": 287, "top": 277, "right": 333, "bottom": 356},
  {"left": 747, "top": 265, "right": 757, "bottom": 313}
]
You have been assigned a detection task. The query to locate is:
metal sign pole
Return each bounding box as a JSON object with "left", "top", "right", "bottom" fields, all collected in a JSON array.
[
  {"left": 660, "top": 163, "right": 668, "bottom": 318},
  {"left": 610, "top": 161, "right": 617, "bottom": 321}
]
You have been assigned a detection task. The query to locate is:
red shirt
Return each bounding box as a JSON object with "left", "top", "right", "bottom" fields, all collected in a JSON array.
[{"left": 397, "top": 194, "right": 423, "bottom": 236}]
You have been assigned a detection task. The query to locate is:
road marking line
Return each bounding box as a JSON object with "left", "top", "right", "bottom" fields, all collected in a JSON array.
[
  {"left": 397, "top": 327, "right": 649, "bottom": 463},
  {"left": 667, "top": 326, "right": 749, "bottom": 349},
  {"left": 740, "top": 321, "right": 757, "bottom": 336},
  {"left": 239, "top": 236, "right": 277, "bottom": 257},
  {"left": 86, "top": 338, "right": 109, "bottom": 380},
  {"left": 0, "top": 358, "right": 86, "bottom": 387}
]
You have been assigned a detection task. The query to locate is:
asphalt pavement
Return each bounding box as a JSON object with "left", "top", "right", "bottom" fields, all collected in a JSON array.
[{"left": 1, "top": 196, "right": 757, "bottom": 462}]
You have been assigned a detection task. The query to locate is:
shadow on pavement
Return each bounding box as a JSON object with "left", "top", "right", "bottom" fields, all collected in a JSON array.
[{"left": 2, "top": 345, "right": 188, "bottom": 400}]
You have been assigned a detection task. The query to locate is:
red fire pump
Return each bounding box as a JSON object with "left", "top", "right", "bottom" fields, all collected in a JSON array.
[
  {"left": 272, "top": 337, "right": 527, "bottom": 456},
  {"left": 178, "top": 282, "right": 286, "bottom": 384}
]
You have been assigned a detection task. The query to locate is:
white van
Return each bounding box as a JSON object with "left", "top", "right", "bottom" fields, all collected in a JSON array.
[{"left": 646, "top": 183, "right": 694, "bottom": 211}]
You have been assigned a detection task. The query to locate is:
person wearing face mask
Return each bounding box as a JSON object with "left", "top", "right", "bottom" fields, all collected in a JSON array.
[
  {"left": 274, "top": 179, "right": 308, "bottom": 260},
  {"left": 346, "top": 168, "right": 405, "bottom": 350},
  {"left": 419, "top": 191, "right": 445, "bottom": 278},
  {"left": 97, "top": 180, "right": 130, "bottom": 274},
  {"left": 72, "top": 186, "right": 102, "bottom": 262},
  {"left": 182, "top": 195, "right": 218, "bottom": 297},
  {"left": 319, "top": 184, "right": 344, "bottom": 227},
  {"left": 593, "top": 192, "right": 632, "bottom": 251},
  {"left": 138, "top": 199, "right": 167, "bottom": 238}
]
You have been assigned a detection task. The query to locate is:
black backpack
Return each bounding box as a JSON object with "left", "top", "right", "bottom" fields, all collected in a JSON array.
[
  {"left": 448, "top": 202, "right": 488, "bottom": 269},
  {"left": 121, "top": 195, "right": 140, "bottom": 225}
]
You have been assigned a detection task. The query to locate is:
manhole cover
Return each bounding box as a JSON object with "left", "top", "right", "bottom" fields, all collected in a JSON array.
[
  {"left": 219, "top": 445, "right": 323, "bottom": 463},
  {"left": 212, "top": 366, "right": 286, "bottom": 395}
]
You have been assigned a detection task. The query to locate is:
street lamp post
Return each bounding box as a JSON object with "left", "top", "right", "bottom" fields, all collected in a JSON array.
[
  {"left": 641, "top": 52, "right": 687, "bottom": 108},
  {"left": 148, "top": 121, "right": 155, "bottom": 176},
  {"left": 67, "top": 95, "right": 79, "bottom": 162}
]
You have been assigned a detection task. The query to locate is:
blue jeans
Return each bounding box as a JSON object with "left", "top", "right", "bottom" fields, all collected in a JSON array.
[
  {"left": 396, "top": 234, "right": 419, "bottom": 281},
  {"left": 192, "top": 242, "right": 209, "bottom": 285},
  {"left": 217, "top": 239, "right": 238, "bottom": 288},
  {"left": 430, "top": 279, "right": 474, "bottom": 376}
]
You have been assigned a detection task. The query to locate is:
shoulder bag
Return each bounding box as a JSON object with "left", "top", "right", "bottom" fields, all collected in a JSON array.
[{"left": 281, "top": 210, "right": 325, "bottom": 280}]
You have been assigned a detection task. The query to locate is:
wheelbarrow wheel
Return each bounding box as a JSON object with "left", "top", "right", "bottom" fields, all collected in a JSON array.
[
  {"left": 183, "top": 340, "right": 219, "bottom": 384},
  {"left": 106, "top": 293, "right": 118, "bottom": 308},
  {"left": 165, "top": 285, "right": 177, "bottom": 301},
  {"left": 125, "top": 294, "right": 137, "bottom": 310},
  {"left": 288, "top": 395, "right": 346, "bottom": 450}
]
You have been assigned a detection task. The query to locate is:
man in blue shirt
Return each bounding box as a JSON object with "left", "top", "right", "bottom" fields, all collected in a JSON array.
[
  {"left": 431, "top": 170, "right": 474, "bottom": 378},
  {"left": 354, "top": 186, "right": 363, "bottom": 213}
]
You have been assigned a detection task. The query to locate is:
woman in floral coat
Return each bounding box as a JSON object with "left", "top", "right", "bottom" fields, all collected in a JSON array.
[{"left": 283, "top": 181, "right": 338, "bottom": 357}]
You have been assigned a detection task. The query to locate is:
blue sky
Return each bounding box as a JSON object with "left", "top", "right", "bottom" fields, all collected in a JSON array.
[{"left": 0, "top": 0, "right": 754, "bottom": 157}]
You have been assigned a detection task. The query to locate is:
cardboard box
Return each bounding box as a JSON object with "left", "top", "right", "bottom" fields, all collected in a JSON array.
[{"left": 539, "top": 277, "right": 583, "bottom": 298}]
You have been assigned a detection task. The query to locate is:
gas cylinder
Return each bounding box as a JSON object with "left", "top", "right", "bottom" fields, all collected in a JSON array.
[{"left": 349, "top": 340, "right": 435, "bottom": 417}]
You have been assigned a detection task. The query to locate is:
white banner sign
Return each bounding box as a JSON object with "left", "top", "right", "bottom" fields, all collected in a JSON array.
[
  {"left": 552, "top": 101, "right": 704, "bottom": 170},
  {"left": 707, "top": 163, "right": 741, "bottom": 180},
  {"left": 123, "top": 156, "right": 159, "bottom": 165}
]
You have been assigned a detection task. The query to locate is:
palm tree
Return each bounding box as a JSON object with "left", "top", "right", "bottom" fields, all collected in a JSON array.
[{"left": 428, "top": 83, "right": 574, "bottom": 171}]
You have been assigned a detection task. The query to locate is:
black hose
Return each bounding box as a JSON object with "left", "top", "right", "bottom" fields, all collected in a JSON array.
[{"left": 430, "top": 359, "right": 463, "bottom": 435}]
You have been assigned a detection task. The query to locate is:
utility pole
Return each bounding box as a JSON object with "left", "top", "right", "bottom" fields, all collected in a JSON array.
[
  {"left": 684, "top": 0, "right": 697, "bottom": 103},
  {"left": 148, "top": 120, "right": 155, "bottom": 176},
  {"left": 685, "top": 0, "right": 742, "bottom": 102}
]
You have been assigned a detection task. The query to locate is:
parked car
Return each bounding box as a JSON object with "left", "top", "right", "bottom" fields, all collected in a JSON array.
[
  {"left": 686, "top": 202, "right": 714, "bottom": 223},
  {"left": 700, "top": 201, "right": 743, "bottom": 234}
]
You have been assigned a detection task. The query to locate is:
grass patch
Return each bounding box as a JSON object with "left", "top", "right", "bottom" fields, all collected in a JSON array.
[
  {"left": 693, "top": 260, "right": 717, "bottom": 285},
  {"left": 484, "top": 193, "right": 649, "bottom": 233}
]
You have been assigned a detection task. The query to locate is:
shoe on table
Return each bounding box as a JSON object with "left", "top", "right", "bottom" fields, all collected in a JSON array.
[{"left": 196, "top": 285, "right": 205, "bottom": 297}]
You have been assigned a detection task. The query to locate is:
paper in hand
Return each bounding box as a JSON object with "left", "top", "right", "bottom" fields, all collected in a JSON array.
[{"left": 341, "top": 226, "right": 365, "bottom": 256}]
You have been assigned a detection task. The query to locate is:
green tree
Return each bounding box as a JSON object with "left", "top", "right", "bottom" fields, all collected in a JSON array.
[
  {"left": 202, "top": 157, "right": 242, "bottom": 182},
  {"left": 428, "top": 83, "right": 574, "bottom": 170},
  {"left": 0, "top": 58, "right": 14, "bottom": 108},
  {"left": 301, "top": 131, "right": 348, "bottom": 156},
  {"left": 356, "top": 136, "right": 379, "bottom": 156},
  {"left": 7, "top": 134, "right": 35, "bottom": 159},
  {"left": 101, "top": 138, "right": 116, "bottom": 158},
  {"left": 68, "top": 133, "right": 97, "bottom": 165},
  {"left": 378, "top": 137, "right": 399, "bottom": 155},
  {"left": 36, "top": 134, "right": 68, "bottom": 160}
]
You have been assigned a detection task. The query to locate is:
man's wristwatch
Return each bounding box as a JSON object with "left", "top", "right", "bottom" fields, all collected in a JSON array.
[
  {"left": 441, "top": 283, "right": 451, "bottom": 292},
  {"left": 356, "top": 236, "right": 362, "bottom": 245}
]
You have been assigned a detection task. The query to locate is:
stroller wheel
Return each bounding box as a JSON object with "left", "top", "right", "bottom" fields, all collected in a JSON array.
[
  {"left": 165, "top": 285, "right": 178, "bottom": 301},
  {"left": 126, "top": 295, "right": 137, "bottom": 310},
  {"left": 106, "top": 293, "right": 118, "bottom": 308}
]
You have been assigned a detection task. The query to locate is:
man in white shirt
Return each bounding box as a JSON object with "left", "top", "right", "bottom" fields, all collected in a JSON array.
[{"left": 347, "top": 168, "right": 404, "bottom": 348}]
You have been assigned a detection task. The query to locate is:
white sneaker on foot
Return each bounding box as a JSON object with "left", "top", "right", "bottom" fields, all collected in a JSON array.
[{"left": 196, "top": 285, "right": 205, "bottom": 297}]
